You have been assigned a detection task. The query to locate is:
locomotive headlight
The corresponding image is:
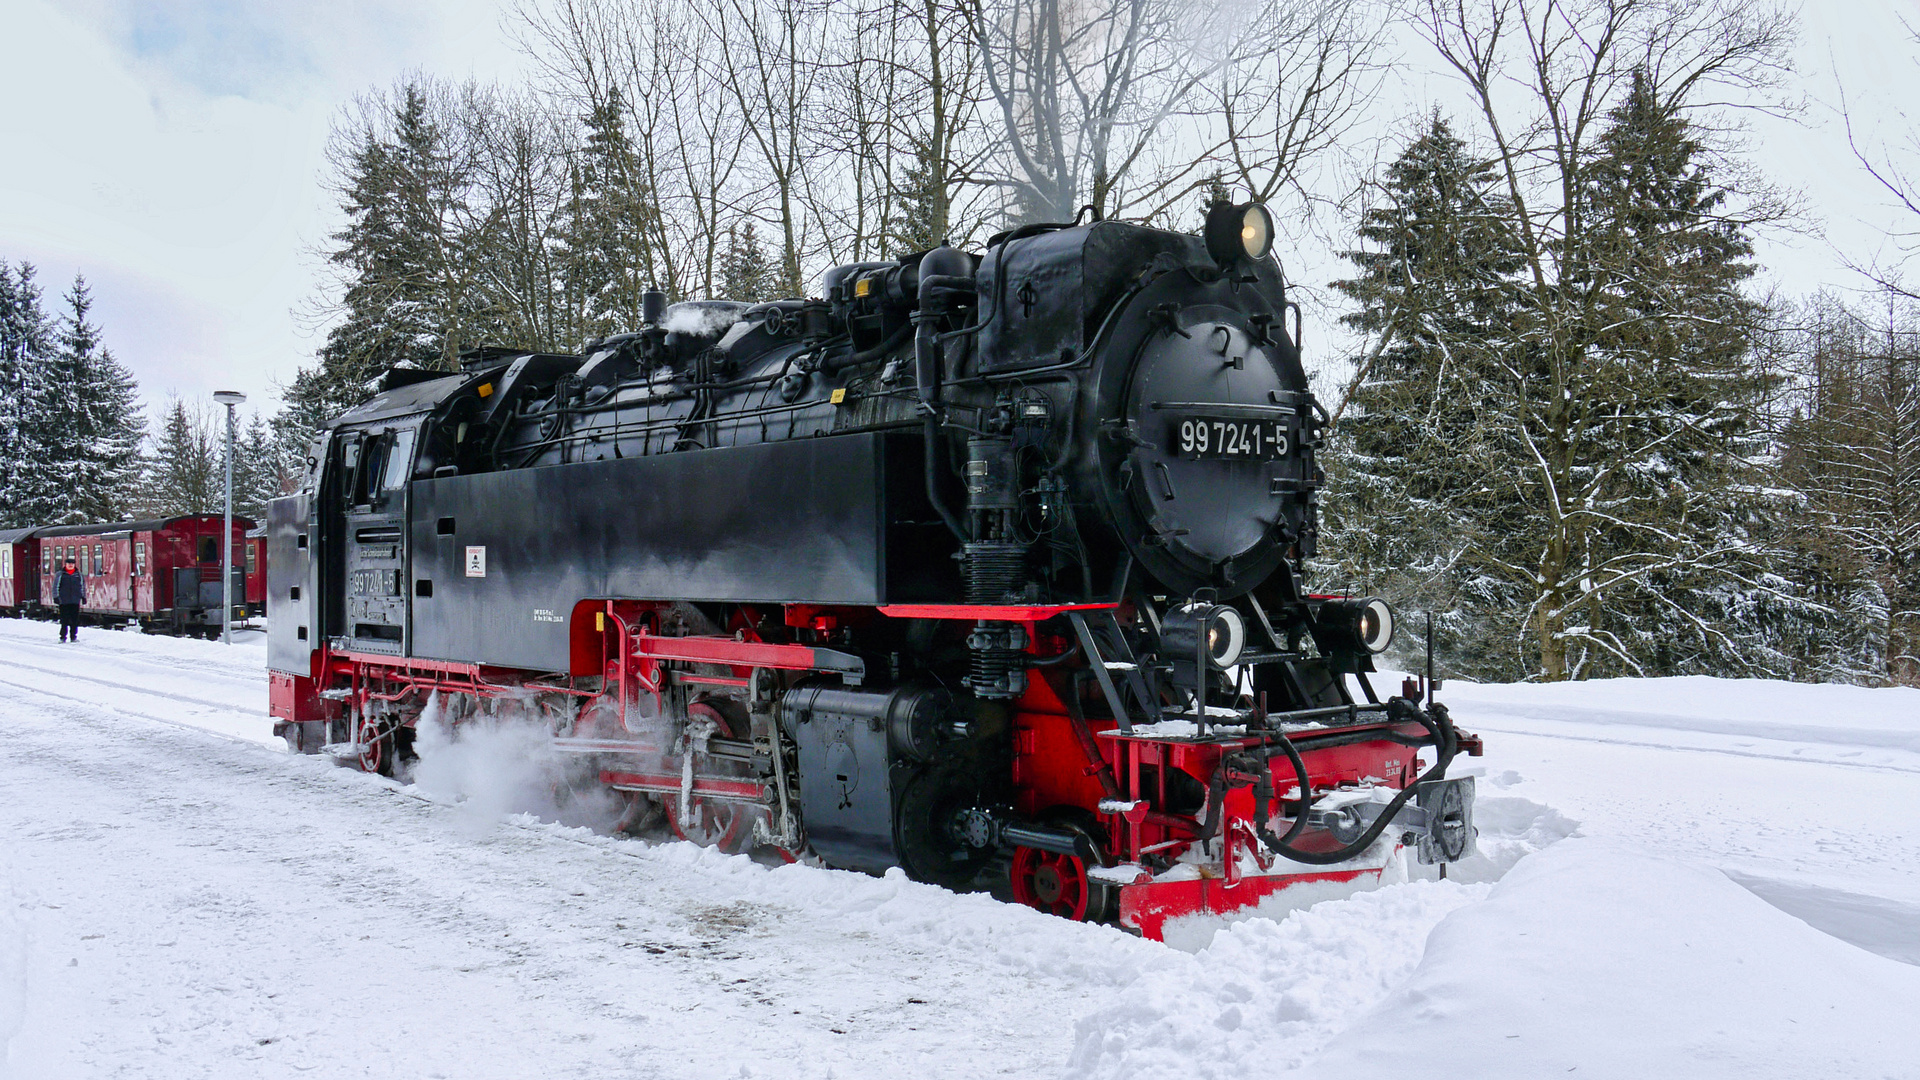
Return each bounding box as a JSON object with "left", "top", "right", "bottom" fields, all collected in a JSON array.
[
  {"left": 1355, "top": 597, "right": 1393, "bottom": 653},
  {"left": 1315, "top": 597, "right": 1396, "bottom": 655},
  {"left": 1162, "top": 602, "right": 1247, "bottom": 669},
  {"left": 1206, "top": 201, "right": 1276, "bottom": 266}
]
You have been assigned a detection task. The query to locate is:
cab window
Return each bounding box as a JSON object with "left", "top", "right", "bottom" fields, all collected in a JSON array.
[
  {"left": 338, "top": 434, "right": 364, "bottom": 508},
  {"left": 359, "top": 436, "right": 390, "bottom": 505},
  {"left": 383, "top": 428, "right": 416, "bottom": 491}
]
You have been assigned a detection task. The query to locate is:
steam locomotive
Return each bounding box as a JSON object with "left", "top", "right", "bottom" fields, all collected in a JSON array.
[{"left": 267, "top": 203, "right": 1479, "bottom": 938}]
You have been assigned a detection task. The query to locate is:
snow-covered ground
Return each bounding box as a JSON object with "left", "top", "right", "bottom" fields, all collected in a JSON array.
[{"left": 1, "top": 617, "right": 1916, "bottom": 1079}]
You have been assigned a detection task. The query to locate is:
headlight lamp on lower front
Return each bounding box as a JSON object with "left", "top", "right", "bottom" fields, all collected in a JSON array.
[
  {"left": 1162, "top": 601, "right": 1247, "bottom": 669},
  {"left": 1315, "top": 597, "right": 1395, "bottom": 655}
]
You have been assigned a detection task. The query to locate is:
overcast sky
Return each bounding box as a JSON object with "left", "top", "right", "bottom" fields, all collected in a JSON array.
[{"left": 0, "top": 0, "right": 1916, "bottom": 424}]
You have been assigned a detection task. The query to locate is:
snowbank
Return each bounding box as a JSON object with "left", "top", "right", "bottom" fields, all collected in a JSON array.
[
  {"left": 1066, "top": 880, "right": 1490, "bottom": 1080},
  {"left": 1301, "top": 838, "right": 1920, "bottom": 1079},
  {"left": 1442, "top": 672, "right": 1920, "bottom": 753}
]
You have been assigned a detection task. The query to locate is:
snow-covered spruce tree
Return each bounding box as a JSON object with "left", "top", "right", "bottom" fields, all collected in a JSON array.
[
  {"left": 719, "top": 222, "right": 775, "bottom": 302},
  {"left": 0, "top": 262, "right": 70, "bottom": 528},
  {"left": 1407, "top": 0, "right": 1796, "bottom": 681},
  {"left": 1777, "top": 292, "right": 1920, "bottom": 685},
  {"left": 55, "top": 276, "right": 145, "bottom": 522},
  {"left": 142, "top": 398, "right": 219, "bottom": 517},
  {"left": 1323, "top": 115, "right": 1532, "bottom": 680},
  {"left": 233, "top": 413, "right": 293, "bottom": 522},
  {"left": 286, "top": 131, "right": 427, "bottom": 431},
  {"left": 287, "top": 85, "right": 494, "bottom": 437},
  {"left": 889, "top": 139, "right": 951, "bottom": 257},
  {"left": 556, "top": 87, "right": 659, "bottom": 340},
  {"left": 284, "top": 82, "right": 592, "bottom": 454},
  {"left": 0, "top": 263, "right": 32, "bottom": 527},
  {"left": 1560, "top": 71, "right": 1789, "bottom": 678}
]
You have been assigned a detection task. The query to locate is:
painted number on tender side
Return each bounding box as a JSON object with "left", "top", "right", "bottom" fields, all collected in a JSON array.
[{"left": 465, "top": 546, "right": 486, "bottom": 577}]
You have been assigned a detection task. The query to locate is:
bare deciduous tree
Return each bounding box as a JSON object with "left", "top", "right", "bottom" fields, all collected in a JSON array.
[{"left": 1777, "top": 291, "right": 1920, "bottom": 685}]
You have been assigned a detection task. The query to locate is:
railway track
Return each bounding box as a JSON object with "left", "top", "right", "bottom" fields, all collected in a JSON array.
[{"left": 1461, "top": 720, "right": 1920, "bottom": 777}]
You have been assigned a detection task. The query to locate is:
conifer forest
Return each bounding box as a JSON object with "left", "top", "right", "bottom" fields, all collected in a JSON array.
[{"left": 3, "top": 0, "right": 1915, "bottom": 687}]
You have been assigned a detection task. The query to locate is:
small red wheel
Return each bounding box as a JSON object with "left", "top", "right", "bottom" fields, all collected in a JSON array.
[
  {"left": 356, "top": 715, "right": 388, "bottom": 776},
  {"left": 1010, "top": 846, "right": 1094, "bottom": 921}
]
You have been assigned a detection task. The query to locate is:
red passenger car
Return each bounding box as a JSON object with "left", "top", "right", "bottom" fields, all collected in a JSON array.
[
  {"left": 0, "top": 527, "right": 40, "bottom": 614},
  {"left": 33, "top": 515, "right": 255, "bottom": 637}
]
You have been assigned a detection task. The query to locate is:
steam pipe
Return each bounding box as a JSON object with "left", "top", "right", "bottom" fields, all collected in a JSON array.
[
  {"left": 916, "top": 246, "right": 974, "bottom": 542},
  {"left": 820, "top": 323, "right": 912, "bottom": 375}
]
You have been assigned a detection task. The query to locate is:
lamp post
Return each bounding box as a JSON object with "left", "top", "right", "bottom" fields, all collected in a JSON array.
[{"left": 213, "top": 390, "right": 246, "bottom": 644}]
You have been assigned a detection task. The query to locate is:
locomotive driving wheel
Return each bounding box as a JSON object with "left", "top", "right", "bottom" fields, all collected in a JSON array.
[
  {"left": 666, "top": 794, "right": 751, "bottom": 851},
  {"left": 665, "top": 699, "right": 753, "bottom": 852},
  {"left": 355, "top": 714, "right": 392, "bottom": 777}
]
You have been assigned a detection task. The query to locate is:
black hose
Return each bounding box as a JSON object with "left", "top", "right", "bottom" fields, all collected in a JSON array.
[
  {"left": 1194, "top": 765, "right": 1229, "bottom": 842},
  {"left": 1251, "top": 701, "right": 1459, "bottom": 866},
  {"left": 1248, "top": 741, "right": 1313, "bottom": 849}
]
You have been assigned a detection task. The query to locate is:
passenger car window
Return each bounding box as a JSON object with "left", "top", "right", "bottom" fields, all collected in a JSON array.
[
  {"left": 199, "top": 537, "right": 218, "bottom": 564},
  {"left": 135, "top": 542, "right": 147, "bottom": 576}
]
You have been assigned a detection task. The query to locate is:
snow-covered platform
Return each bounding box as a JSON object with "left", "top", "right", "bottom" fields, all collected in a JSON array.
[{"left": 2, "top": 619, "right": 1916, "bottom": 1078}]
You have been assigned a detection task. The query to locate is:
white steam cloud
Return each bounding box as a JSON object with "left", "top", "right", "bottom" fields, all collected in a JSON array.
[{"left": 410, "top": 691, "right": 625, "bottom": 836}]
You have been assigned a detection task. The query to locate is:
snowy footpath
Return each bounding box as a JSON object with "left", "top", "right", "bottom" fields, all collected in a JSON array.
[{"left": 1, "top": 619, "right": 1916, "bottom": 1079}]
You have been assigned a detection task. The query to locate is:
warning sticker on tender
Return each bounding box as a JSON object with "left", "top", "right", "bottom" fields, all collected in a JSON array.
[
  {"left": 465, "top": 546, "right": 486, "bottom": 577},
  {"left": 532, "top": 608, "right": 562, "bottom": 623}
]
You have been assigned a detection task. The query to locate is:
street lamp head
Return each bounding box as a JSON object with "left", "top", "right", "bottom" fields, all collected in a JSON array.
[{"left": 212, "top": 390, "right": 247, "bottom": 407}]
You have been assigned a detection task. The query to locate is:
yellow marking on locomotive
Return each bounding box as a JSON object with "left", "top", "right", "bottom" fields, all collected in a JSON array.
[
  {"left": 596, "top": 611, "right": 605, "bottom": 632},
  {"left": 853, "top": 277, "right": 873, "bottom": 298},
  {"left": 830, "top": 388, "right": 847, "bottom": 405},
  {"left": 477, "top": 382, "right": 494, "bottom": 398}
]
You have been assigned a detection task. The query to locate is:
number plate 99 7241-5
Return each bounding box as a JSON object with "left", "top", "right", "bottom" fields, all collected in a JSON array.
[{"left": 1173, "top": 416, "right": 1291, "bottom": 459}]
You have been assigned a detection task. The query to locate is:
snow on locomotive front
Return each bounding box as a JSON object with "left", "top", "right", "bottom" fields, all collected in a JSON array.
[{"left": 266, "top": 203, "right": 1482, "bottom": 938}]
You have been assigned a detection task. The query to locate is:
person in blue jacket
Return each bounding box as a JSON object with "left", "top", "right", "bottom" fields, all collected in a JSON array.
[{"left": 54, "top": 558, "right": 84, "bottom": 642}]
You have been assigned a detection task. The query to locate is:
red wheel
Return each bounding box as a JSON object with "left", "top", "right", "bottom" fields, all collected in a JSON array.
[
  {"left": 666, "top": 794, "right": 750, "bottom": 851},
  {"left": 356, "top": 715, "right": 389, "bottom": 776},
  {"left": 666, "top": 698, "right": 753, "bottom": 851},
  {"left": 1010, "top": 846, "right": 1094, "bottom": 920}
]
